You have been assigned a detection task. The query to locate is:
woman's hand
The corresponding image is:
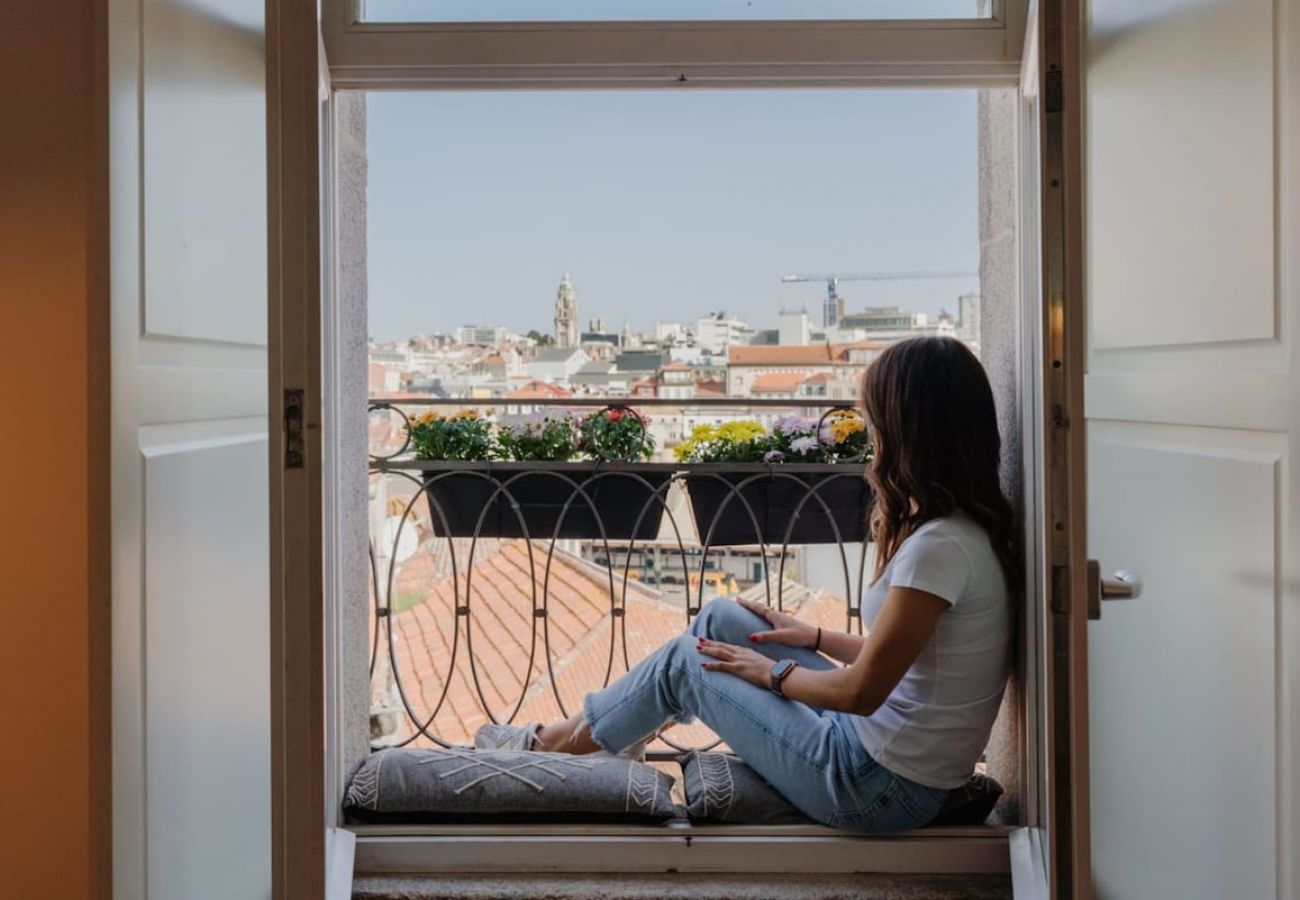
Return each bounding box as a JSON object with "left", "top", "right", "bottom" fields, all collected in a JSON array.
[
  {"left": 736, "top": 597, "right": 817, "bottom": 649},
  {"left": 696, "top": 637, "right": 775, "bottom": 689}
]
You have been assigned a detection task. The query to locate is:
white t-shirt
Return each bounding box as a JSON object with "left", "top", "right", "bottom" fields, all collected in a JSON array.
[{"left": 849, "top": 514, "right": 1011, "bottom": 790}]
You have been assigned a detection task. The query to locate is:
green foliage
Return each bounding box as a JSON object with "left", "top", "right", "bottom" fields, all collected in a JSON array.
[
  {"left": 390, "top": 588, "right": 427, "bottom": 615},
  {"left": 496, "top": 414, "right": 580, "bottom": 462},
  {"left": 404, "top": 406, "right": 655, "bottom": 463},
  {"left": 402, "top": 406, "right": 868, "bottom": 465},
  {"left": 579, "top": 407, "right": 656, "bottom": 461},
  {"left": 406, "top": 410, "right": 494, "bottom": 461}
]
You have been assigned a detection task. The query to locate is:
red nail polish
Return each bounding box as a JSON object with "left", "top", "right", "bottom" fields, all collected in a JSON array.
[{"left": 747, "top": 635, "right": 756, "bottom": 642}]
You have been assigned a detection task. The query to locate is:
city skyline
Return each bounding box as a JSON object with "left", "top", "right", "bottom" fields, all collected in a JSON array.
[
  {"left": 367, "top": 89, "right": 980, "bottom": 341},
  {"left": 380, "top": 279, "right": 971, "bottom": 346}
]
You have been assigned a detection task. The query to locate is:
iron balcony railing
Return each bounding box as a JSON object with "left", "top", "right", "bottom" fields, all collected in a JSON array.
[{"left": 366, "top": 396, "right": 875, "bottom": 758}]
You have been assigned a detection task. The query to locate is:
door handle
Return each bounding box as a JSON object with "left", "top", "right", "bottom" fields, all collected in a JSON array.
[
  {"left": 1087, "top": 560, "right": 1142, "bottom": 620},
  {"left": 1102, "top": 570, "right": 1142, "bottom": 601}
]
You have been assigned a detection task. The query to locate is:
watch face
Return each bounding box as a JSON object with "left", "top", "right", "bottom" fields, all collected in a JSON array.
[{"left": 770, "top": 658, "right": 797, "bottom": 695}]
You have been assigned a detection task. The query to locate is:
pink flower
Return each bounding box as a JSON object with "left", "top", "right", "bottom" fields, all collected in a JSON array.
[{"left": 606, "top": 408, "right": 625, "bottom": 423}]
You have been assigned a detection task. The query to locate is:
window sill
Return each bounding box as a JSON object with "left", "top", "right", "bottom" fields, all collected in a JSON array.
[{"left": 350, "top": 822, "right": 1012, "bottom": 875}]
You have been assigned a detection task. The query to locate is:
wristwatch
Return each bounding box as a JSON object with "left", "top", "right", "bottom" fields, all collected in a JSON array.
[{"left": 769, "top": 658, "right": 799, "bottom": 696}]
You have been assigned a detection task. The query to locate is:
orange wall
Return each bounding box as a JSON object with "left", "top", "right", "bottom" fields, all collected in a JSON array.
[{"left": 0, "top": 3, "right": 110, "bottom": 898}]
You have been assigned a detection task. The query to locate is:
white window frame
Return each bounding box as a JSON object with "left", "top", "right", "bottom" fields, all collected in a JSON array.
[
  {"left": 320, "top": 0, "right": 1039, "bottom": 879},
  {"left": 323, "top": 0, "right": 1026, "bottom": 90}
]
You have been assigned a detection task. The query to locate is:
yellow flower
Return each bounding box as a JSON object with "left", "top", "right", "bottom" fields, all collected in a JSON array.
[
  {"left": 674, "top": 419, "right": 766, "bottom": 461},
  {"left": 829, "top": 416, "right": 865, "bottom": 444},
  {"left": 717, "top": 420, "right": 765, "bottom": 442},
  {"left": 454, "top": 409, "right": 478, "bottom": 420}
]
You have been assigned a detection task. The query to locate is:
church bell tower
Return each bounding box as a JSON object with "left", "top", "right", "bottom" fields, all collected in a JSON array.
[{"left": 554, "top": 274, "right": 580, "bottom": 348}]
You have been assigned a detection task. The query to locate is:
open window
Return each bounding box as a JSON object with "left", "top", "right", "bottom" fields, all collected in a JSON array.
[{"left": 320, "top": 0, "right": 1043, "bottom": 884}]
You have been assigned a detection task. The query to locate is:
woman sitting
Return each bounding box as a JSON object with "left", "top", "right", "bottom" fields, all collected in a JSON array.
[{"left": 477, "top": 336, "right": 1016, "bottom": 831}]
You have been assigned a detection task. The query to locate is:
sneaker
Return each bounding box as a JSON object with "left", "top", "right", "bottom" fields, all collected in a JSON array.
[
  {"left": 473, "top": 721, "right": 649, "bottom": 761},
  {"left": 473, "top": 722, "right": 540, "bottom": 751}
]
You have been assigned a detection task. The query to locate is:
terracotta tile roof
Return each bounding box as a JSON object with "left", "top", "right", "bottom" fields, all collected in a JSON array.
[
  {"left": 750, "top": 372, "right": 808, "bottom": 393},
  {"left": 370, "top": 390, "right": 436, "bottom": 400},
  {"left": 375, "top": 539, "right": 853, "bottom": 752},
  {"left": 506, "top": 380, "right": 573, "bottom": 399},
  {"left": 728, "top": 342, "right": 890, "bottom": 366},
  {"left": 380, "top": 540, "right": 690, "bottom": 746},
  {"left": 728, "top": 344, "right": 841, "bottom": 366},
  {"left": 735, "top": 579, "right": 859, "bottom": 635},
  {"left": 801, "top": 372, "right": 831, "bottom": 383}
]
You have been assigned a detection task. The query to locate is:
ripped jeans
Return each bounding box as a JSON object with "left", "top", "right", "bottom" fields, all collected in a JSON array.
[{"left": 581, "top": 597, "right": 949, "bottom": 830}]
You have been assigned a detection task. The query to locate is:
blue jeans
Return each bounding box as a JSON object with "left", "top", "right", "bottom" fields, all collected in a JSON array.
[{"left": 582, "top": 597, "right": 950, "bottom": 831}]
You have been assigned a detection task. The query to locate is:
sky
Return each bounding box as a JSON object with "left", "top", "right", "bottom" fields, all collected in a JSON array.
[{"left": 366, "top": 88, "right": 980, "bottom": 342}]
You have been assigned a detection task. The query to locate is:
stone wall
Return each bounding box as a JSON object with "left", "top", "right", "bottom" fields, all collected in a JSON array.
[
  {"left": 977, "top": 87, "right": 1023, "bottom": 822},
  {"left": 337, "top": 91, "right": 373, "bottom": 782}
]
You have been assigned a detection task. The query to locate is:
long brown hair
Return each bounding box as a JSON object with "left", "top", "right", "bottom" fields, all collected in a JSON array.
[{"left": 861, "top": 336, "right": 1017, "bottom": 586}]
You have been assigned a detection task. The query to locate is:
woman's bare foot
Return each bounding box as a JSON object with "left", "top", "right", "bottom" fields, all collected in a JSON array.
[{"left": 536, "top": 714, "right": 602, "bottom": 754}]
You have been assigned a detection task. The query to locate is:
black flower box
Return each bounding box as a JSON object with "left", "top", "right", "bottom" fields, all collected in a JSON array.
[
  {"left": 420, "top": 463, "right": 674, "bottom": 541},
  {"left": 683, "top": 467, "right": 870, "bottom": 547}
]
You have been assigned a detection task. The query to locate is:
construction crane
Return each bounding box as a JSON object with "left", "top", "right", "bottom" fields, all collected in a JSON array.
[{"left": 780, "top": 270, "right": 978, "bottom": 328}]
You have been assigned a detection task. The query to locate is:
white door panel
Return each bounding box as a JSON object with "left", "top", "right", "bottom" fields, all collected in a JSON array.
[
  {"left": 1084, "top": 0, "right": 1299, "bottom": 897},
  {"left": 1086, "top": 0, "right": 1274, "bottom": 351},
  {"left": 143, "top": 424, "right": 270, "bottom": 899},
  {"left": 1088, "top": 422, "right": 1279, "bottom": 900},
  {"left": 112, "top": 0, "right": 271, "bottom": 896},
  {"left": 141, "top": 0, "right": 267, "bottom": 346}
]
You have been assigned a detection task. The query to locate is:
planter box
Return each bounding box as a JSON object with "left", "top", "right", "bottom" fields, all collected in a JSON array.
[
  {"left": 422, "top": 465, "right": 673, "bottom": 540},
  {"left": 684, "top": 470, "right": 870, "bottom": 546}
]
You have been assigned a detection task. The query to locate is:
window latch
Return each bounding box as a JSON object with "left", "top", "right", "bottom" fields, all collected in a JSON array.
[{"left": 284, "top": 388, "right": 305, "bottom": 469}]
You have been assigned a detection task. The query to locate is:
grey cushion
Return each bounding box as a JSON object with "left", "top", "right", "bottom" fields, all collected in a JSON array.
[
  {"left": 677, "top": 751, "right": 812, "bottom": 825},
  {"left": 344, "top": 748, "right": 681, "bottom": 824},
  {"left": 678, "top": 752, "right": 1003, "bottom": 828}
]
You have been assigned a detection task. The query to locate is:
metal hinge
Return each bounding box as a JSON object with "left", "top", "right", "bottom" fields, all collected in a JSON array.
[
  {"left": 284, "top": 388, "right": 304, "bottom": 469},
  {"left": 1045, "top": 68, "right": 1064, "bottom": 115},
  {"left": 1050, "top": 563, "right": 1070, "bottom": 616}
]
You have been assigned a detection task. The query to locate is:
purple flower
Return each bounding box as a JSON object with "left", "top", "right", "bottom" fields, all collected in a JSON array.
[
  {"left": 774, "top": 414, "right": 817, "bottom": 436},
  {"left": 763, "top": 449, "right": 785, "bottom": 463},
  {"left": 790, "top": 436, "right": 821, "bottom": 455}
]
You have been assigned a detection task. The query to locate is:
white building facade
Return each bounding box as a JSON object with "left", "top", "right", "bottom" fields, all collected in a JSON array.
[{"left": 695, "top": 312, "right": 752, "bottom": 355}]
